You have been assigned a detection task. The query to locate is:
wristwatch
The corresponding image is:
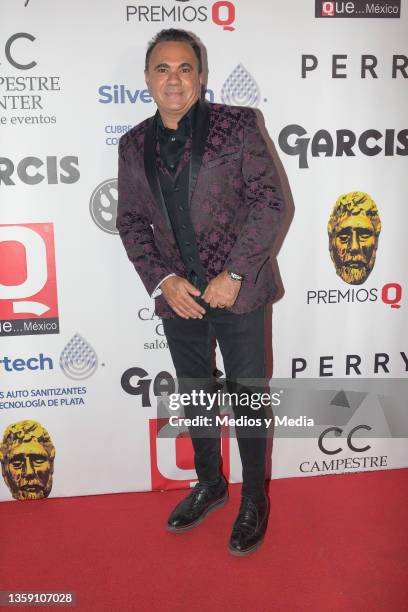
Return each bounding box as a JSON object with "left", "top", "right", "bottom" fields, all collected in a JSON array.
[{"left": 228, "top": 271, "right": 244, "bottom": 281}]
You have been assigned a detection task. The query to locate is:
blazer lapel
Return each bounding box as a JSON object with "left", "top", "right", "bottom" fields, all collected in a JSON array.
[
  {"left": 143, "top": 115, "right": 172, "bottom": 229},
  {"left": 143, "top": 100, "right": 211, "bottom": 225},
  {"left": 189, "top": 99, "right": 210, "bottom": 204}
]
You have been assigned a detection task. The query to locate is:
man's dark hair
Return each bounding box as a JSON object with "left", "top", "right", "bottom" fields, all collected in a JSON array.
[{"left": 145, "top": 29, "right": 202, "bottom": 73}]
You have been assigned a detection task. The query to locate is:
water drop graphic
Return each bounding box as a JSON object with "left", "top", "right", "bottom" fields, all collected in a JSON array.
[
  {"left": 221, "top": 64, "right": 260, "bottom": 108},
  {"left": 60, "top": 334, "right": 98, "bottom": 380}
]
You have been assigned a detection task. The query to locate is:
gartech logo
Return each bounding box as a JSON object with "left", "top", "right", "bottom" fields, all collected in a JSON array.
[
  {"left": 316, "top": 0, "right": 401, "bottom": 18},
  {"left": 221, "top": 65, "right": 260, "bottom": 107},
  {"left": 0, "top": 223, "right": 59, "bottom": 337}
]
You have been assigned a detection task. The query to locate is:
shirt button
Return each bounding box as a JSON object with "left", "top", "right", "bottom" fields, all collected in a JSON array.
[
  {"left": 185, "top": 242, "right": 191, "bottom": 247},
  {"left": 171, "top": 137, "right": 176, "bottom": 142},
  {"left": 178, "top": 205, "right": 184, "bottom": 211},
  {"left": 181, "top": 224, "right": 186, "bottom": 230},
  {"left": 188, "top": 256, "right": 193, "bottom": 262}
]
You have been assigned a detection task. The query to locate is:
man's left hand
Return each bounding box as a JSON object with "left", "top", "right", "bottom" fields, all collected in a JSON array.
[{"left": 202, "top": 271, "right": 241, "bottom": 308}]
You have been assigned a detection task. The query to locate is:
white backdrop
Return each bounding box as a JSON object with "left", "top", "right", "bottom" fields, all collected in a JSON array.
[{"left": 1, "top": 0, "right": 407, "bottom": 501}]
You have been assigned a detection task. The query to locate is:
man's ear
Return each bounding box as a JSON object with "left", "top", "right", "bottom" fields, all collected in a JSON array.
[{"left": 145, "top": 71, "right": 150, "bottom": 90}]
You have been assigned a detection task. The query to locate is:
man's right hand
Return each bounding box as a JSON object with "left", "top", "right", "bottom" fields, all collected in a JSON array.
[{"left": 160, "top": 276, "right": 206, "bottom": 319}]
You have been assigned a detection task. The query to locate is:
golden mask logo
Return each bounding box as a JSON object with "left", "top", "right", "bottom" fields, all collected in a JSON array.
[
  {"left": 0, "top": 420, "right": 55, "bottom": 501},
  {"left": 328, "top": 192, "right": 381, "bottom": 285}
]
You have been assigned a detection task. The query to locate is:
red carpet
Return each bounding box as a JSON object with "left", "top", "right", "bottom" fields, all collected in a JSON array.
[{"left": 1, "top": 469, "right": 407, "bottom": 611}]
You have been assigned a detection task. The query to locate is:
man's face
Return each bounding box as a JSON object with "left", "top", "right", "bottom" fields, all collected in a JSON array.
[
  {"left": 329, "top": 215, "right": 378, "bottom": 285},
  {"left": 145, "top": 41, "right": 202, "bottom": 120},
  {"left": 3, "top": 440, "right": 53, "bottom": 500}
]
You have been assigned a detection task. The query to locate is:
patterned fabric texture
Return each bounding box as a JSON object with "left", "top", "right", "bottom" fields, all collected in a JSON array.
[{"left": 117, "top": 102, "right": 285, "bottom": 318}]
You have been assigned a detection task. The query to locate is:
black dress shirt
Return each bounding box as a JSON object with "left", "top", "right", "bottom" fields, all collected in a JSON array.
[{"left": 157, "top": 101, "right": 198, "bottom": 175}]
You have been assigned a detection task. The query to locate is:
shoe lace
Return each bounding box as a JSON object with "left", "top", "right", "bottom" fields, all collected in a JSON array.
[
  {"left": 185, "top": 483, "right": 211, "bottom": 513},
  {"left": 233, "top": 497, "right": 259, "bottom": 535}
]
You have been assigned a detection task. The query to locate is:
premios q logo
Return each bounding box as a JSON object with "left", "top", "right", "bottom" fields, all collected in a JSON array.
[
  {"left": 89, "top": 179, "right": 118, "bottom": 234},
  {"left": 327, "top": 192, "right": 381, "bottom": 285},
  {"left": 221, "top": 64, "right": 260, "bottom": 108}
]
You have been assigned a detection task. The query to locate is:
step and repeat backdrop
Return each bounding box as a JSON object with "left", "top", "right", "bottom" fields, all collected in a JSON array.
[{"left": 1, "top": 0, "right": 407, "bottom": 501}]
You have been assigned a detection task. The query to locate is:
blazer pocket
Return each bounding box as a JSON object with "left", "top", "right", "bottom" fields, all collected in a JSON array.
[{"left": 205, "top": 150, "right": 241, "bottom": 168}]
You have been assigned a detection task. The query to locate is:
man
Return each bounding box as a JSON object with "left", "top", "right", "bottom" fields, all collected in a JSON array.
[
  {"left": 117, "top": 29, "right": 285, "bottom": 555},
  {"left": 0, "top": 420, "right": 56, "bottom": 501},
  {"left": 328, "top": 191, "right": 381, "bottom": 285}
]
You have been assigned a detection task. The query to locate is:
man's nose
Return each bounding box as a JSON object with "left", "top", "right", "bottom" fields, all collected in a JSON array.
[
  {"left": 349, "top": 230, "right": 360, "bottom": 253},
  {"left": 167, "top": 70, "right": 181, "bottom": 85},
  {"left": 23, "top": 457, "right": 35, "bottom": 476}
]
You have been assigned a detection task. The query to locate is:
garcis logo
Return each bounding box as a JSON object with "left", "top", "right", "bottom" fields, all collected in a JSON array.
[
  {"left": 121, "top": 367, "right": 175, "bottom": 407},
  {"left": 90, "top": 179, "right": 118, "bottom": 234},
  {"left": 126, "top": 1, "right": 236, "bottom": 31},
  {"left": 0, "top": 223, "right": 59, "bottom": 337},
  {"left": 221, "top": 64, "right": 260, "bottom": 107},
  {"left": 0, "top": 157, "right": 80, "bottom": 185},
  {"left": 315, "top": 0, "right": 401, "bottom": 18},
  {"left": 278, "top": 126, "right": 408, "bottom": 169}
]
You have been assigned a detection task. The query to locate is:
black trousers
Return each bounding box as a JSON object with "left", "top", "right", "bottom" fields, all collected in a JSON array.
[{"left": 163, "top": 305, "right": 269, "bottom": 501}]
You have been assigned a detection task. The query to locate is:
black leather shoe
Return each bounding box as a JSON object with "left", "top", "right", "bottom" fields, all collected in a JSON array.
[
  {"left": 228, "top": 495, "right": 269, "bottom": 556},
  {"left": 166, "top": 478, "right": 228, "bottom": 532}
]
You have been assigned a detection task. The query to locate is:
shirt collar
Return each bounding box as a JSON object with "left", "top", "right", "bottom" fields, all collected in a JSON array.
[{"left": 156, "top": 99, "right": 199, "bottom": 133}]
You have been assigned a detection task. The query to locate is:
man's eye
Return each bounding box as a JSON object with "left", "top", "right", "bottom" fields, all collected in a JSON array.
[
  {"left": 157, "top": 67, "right": 167, "bottom": 73},
  {"left": 181, "top": 67, "right": 191, "bottom": 73},
  {"left": 11, "top": 461, "right": 23, "bottom": 468},
  {"left": 34, "top": 459, "right": 46, "bottom": 466}
]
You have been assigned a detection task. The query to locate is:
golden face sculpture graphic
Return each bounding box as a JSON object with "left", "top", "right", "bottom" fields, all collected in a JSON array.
[
  {"left": 0, "top": 420, "right": 55, "bottom": 501},
  {"left": 328, "top": 192, "right": 382, "bottom": 285}
]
